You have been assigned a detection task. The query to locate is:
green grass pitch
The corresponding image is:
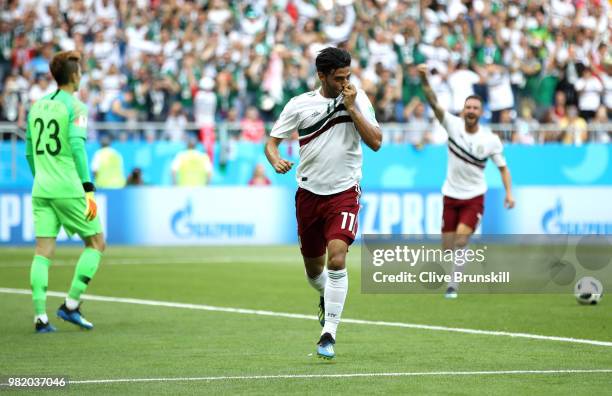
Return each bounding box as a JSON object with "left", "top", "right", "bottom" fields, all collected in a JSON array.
[{"left": 0, "top": 246, "right": 610, "bottom": 395}]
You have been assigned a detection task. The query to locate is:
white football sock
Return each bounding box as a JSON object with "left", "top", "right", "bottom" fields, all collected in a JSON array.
[
  {"left": 65, "top": 297, "right": 80, "bottom": 310},
  {"left": 34, "top": 313, "right": 49, "bottom": 324},
  {"left": 322, "top": 269, "right": 348, "bottom": 340},
  {"left": 306, "top": 269, "right": 327, "bottom": 296},
  {"left": 448, "top": 247, "right": 466, "bottom": 290}
]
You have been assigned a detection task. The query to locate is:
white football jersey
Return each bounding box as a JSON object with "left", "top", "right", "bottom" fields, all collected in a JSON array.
[
  {"left": 441, "top": 111, "right": 506, "bottom": 199},
  {"left": 270, "top": 88, "right": 379, "bottom": 195}
]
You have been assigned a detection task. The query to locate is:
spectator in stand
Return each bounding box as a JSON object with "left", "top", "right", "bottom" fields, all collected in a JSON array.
[
  {"left": 2, "top": 71, "right": 27, "bottom": 125},
  {"left": 240, "top": 106, "right": 265, "bottom": 143},
  {"left": 513, "top": 101, "right": 538, "bottom": 145},
  {"left": 25, "top": 44, "right": 53, "bottom": 76},
  {"left": 224, "top": 108, "right": 242, "bottom": 140},
  {"left": 1, "top": 0, "right": 609, "bottom": 148},
  {"left": 475, "top": 34, "right": 502, "bottom": 66},
  {"left": 560, "top": 105, "right": 588, "bottom": 145},
  {"left": 592, "top": 105, "right": 611, "bottom": 143},
  {"left": 105, "top": 90, "right": 138, "bottom": 140},
  {"left": 375, "top": 68, "right": 402, "bottom": 123},
  {"left": 194, "top": 76, "right": 216, "bottom": 128},
  {"left": 322, "top": 5, "right": 356, "bottom": 45},
  {"left": 494, "top": 109, "right": 515, "bottom": 142},
  {"left": 481, "top": 63, "right": 515, "bottom": 124},
  {"left": 99, "top": 63, "right": 126, "bottom": 118},
  {"left": 401, "top": 63, "right": 425, "bottom": 109},
  {"left": 420, "top": 35, "right": 451, "bottom": 75},
  {"left": 447, "top": 61, "right": 481, "bottom": 116},
  {"left": 403, "top": 98, "right": 430, "bottom": 147},
  {"left": 146, "top": 77, "right": 175, "bottom": 123},
  {"left": 574, "top": 66, "right": 604, "bottom": 121},
  {"left": 248, "top": 163, "right": 271, "bottom": 186},
  {"left": 193, "top": 76, "right": 217, "bottom": 159},
  {"left": 282, "top": 60, "right": 309, "bottom": 108},
  {"left": 86, "top": 29, "right": 120, "bottom": 73},
  {"left": 163, "top": 102, "right": 188, "bottom": 143},
  {"left": 126, "top": 167, "right": 144, "bottom": 186},
  {"left": 28, "top": 74, "right": 56, "bottom": 104},
  {"left": 539, "top": 108, "right": 563, "bottom": 143},
  {"left": 553, "top": 91, "right": 568, "bottom": 120},
  {"left": 533, "top": 58, "right": 560, "bottom": 120},
  {"left": 602, "top": 56, "right": 612, "bottom": 118},
  {"left": 519, "top": 46, "right": 542, "bottom": 104},
  {"left": 215, "top": 70, "right": 239, "bottom": 121}
]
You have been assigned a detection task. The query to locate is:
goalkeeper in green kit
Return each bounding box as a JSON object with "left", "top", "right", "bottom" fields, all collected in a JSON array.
[{"left": 25, "top": 51, "right": 105, "bottom": 333}]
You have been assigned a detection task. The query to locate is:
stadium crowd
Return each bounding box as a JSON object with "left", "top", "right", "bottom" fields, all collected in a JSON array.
[{"left": 1, "top": 0, "right": 611, "bottom": 145}]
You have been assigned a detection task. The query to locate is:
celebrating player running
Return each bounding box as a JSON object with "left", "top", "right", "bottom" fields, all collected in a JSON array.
[
  {"left": 418, "top": 63, "right": 515, "bottom": 299},
  {"left": 265, "top": 47, "right": 382, "bottom": 359}
]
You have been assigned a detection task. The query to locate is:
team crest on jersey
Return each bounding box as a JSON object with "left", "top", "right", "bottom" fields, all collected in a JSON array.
[{"left": 476, "top": 145, "right": 484, "bottom": 155}]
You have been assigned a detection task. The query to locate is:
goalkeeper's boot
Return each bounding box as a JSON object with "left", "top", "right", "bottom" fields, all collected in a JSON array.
[
  {"left": 444, "top": 286, "right": 458, "bottom": 299},
  {"left": 318, "top": 296, "right": 325, "bottom": 327},
  {"left": 317, "top": 332, "right": 336, "bottom": 360},
  {"left": 57, "top": 303, "right": 94, "bottom": 330},
  {"left": 35, "top": 319, "right": 56, "bottom": 333}
]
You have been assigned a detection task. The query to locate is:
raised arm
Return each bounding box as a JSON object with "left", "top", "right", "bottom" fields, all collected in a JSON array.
[
  {"left": 342, "top": 84, "right": 382, "bottom": 151},
  {"left": 417, "top": 64, "right": 445, "bottom": 123}
]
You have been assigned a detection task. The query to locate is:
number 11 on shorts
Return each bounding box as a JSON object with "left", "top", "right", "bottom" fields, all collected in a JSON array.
[{"left": 340, "top": 211, "right": 356, "bottom": 234}]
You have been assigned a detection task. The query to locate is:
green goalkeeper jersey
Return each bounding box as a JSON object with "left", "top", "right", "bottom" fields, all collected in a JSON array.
[{"left": 26, "top": 89, "right": 89, "bottom": 198}]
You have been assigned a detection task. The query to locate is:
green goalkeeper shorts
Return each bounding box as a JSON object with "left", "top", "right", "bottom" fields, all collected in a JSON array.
[{"left": 32, "top": 197, "right": 102, "bottom": 238}]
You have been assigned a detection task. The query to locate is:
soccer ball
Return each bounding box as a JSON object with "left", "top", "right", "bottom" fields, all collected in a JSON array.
[{"left": 574, "top": 277, "right": 603, "bottom": 305}]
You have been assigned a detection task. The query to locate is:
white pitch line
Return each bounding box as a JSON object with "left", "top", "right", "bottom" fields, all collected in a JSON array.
[
  {"left": 51, "top": 369, "right": 612, "bottom": 385},
  {"left": 1, "top": 288, "right": 612, "bottom": 348},
  {"left": 0, "top": 256, "right": 299, "bottom": 267}
]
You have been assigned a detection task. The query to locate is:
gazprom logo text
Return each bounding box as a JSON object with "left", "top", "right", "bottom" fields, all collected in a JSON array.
[
  {"left": 171, "top": 199, "right": 255, "bottom": 239},
  {"left": 542, "top": 199, "right": 612, "bottom": 234}
]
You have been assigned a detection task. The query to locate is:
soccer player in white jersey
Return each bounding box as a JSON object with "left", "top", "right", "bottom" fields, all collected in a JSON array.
[
  {"left": 418, "top": 64, "right": 515, "bottom": 299},
  {"left": 264, "top": 47, "right": 382, "bottom": 359}
]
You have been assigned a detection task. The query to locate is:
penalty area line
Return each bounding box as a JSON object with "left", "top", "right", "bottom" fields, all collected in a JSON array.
[{"left": 1, "top": 287, "right": 612, "bottom": 348}]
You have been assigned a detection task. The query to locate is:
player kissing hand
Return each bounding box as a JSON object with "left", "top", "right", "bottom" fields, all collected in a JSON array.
[
  {"left": 84, "top": 192, "right": 98, "bottom": 221},
  {"left": 273, "top": 159, "right": 293, "bottom": 174},
  {"left": 342, "top": 84, "right": 357, "bottom": 109}
]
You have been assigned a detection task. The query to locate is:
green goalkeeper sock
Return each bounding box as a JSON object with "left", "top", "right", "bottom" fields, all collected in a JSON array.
[
  {"left": 68, "top": 248, "right": 102, "bottom": 302},
  {"left": 30, "top": 255, "right": 51, "bottom": 316}
]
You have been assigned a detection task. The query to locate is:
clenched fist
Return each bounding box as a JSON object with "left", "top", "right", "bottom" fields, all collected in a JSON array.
[
  {"left": 273, "top": 158, "right": 294, "bottom": 174},
  {"left": 342, "top": 83, "right": 357, "bottom": 110}
]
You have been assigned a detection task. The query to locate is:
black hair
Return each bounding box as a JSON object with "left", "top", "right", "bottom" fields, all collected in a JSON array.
[
  {"left": 465, "top": 94, "right": 484, "bottom": 105},
  {"left": 315, "top": 47, "right": 351, "bottom": 75}
]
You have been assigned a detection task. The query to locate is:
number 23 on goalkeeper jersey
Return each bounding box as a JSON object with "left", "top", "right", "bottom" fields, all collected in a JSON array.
[{"left": 27, "top": 89, "right": 89, "bottom": 199}]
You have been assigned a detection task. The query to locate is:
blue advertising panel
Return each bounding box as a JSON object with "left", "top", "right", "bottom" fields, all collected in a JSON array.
[{"left": 1, "top": 187, "right": 610, "bottom": 246}]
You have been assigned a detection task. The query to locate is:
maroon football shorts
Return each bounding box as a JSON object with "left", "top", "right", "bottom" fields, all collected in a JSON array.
[
  {"left": 442, "top": 194, "right": 484, "bottom": 233},
  {"left": 295, "top": 185, "right": 361, "bottom": 258}
]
